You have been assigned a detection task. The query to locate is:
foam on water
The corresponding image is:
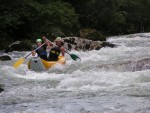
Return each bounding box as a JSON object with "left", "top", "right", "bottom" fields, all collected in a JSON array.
[{"left": 1, "top": 34, "right": 150, "bottom": 113}]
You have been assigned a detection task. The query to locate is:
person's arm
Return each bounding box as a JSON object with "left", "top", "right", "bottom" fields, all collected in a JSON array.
[
  {"left": 42, "top": 36, "right": 53, "bottom": 47},
  {"left": 31, "top": 45, "right": 38, "bottom": 57},
  {"left": 60, "top": 47, "right": 65, "bottom": 56},
  {"left": 42, "top": 35, "right": 47, "bottom": 42},
  {"left": 31, "top": 51, "right": 36, "bottom": 56}
]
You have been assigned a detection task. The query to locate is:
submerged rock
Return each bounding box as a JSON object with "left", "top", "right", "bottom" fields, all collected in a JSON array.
[
  {"left": 0, "top": 55, "right": 11, "bottom": 61},
  {"left": 0, "top": 87, "right": 4, "bottom": 92},
  {"left": 97, "top": 57, "right": 150, "bottom": 72},
  {"left": 0, "top": 86, "right": 4, "bottom": 93},
  {"left": 101, "top": 42, "right": 116, "bottom": 48}
]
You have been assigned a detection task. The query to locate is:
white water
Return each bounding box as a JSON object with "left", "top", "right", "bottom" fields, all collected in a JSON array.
[{"left": 1, "top": 33, "right": 150, "bottom": 113}]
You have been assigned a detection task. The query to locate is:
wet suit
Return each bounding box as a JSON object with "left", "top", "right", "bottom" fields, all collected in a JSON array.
[
  {"left": 35, "top": 45, "right": 48, "bottom": 60},
  {"left": 48, "top": 46, "right": 61, "bottom": 61}
]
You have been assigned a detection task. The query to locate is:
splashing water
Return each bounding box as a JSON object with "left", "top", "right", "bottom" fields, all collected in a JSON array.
[{"left": 1, "top": 33, "right": 150, "bottom": 113}]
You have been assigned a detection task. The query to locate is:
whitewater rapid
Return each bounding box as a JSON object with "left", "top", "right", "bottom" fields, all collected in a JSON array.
[{"left": 1, "top": 33, "right": 150, "bottom": 113}]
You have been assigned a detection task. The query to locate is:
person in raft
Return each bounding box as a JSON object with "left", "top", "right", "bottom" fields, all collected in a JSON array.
[
  {"left": 31, "top": 37, "right": 49, "bottom": 60},
  {"left": 42, "top": 36, "right": 65, "bottom": 61}
]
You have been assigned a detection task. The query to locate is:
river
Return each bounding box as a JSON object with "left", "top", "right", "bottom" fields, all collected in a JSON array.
[{"left": 1, "top": 33, "right": 150, "bottom": 113}]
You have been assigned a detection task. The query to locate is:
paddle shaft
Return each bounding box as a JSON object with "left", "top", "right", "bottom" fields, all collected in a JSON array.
[
  {"left": 63, "top": 50, "right": 70, "bottom": 55},
  {"left": 44, "top": 37, "right": 80, "bottom": 61},
  {"left": 25, "top": 42, "right": 47, "bottom": 59},
  {"left": 44, "top": 37, "right": 78, "bottom": 55},
  {"left": 44, "top": 37, "right": 69, "bottom": 54}
]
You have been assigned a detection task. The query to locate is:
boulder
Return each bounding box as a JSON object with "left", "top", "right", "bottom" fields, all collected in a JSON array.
[
  {"left": 63, "top": 37, "right": 116, "bottom": 51},
  {"left": 101, "top": 42, "right": 116, "bottom": 48},
  {"left": 0, "top": 86, "right": 4, "bottom": 93},
  {"left": 5, "top": 41, "right": 32, "bottom": 53},
  {"left": 0, "top": 55, "right": 11, "bottom": 61},
  {"left": 4, "top": 37, "right": 116, "bottom": 52}
]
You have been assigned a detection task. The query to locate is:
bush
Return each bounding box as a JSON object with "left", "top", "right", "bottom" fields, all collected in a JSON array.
[
  {"left": 0, "top": 33, "right": 13, "bottom": 50},
  {"left": 79, "top": 28, "right": 106, "bottom": 41}
]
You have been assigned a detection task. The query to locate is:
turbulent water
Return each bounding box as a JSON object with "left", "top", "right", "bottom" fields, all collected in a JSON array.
[{"left": 1, "top": 33, "right": 150, "bottom": 113}]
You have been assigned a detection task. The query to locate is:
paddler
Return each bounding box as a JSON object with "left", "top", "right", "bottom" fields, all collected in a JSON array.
[
  {"left": 31, "top": 37, "right": 49, "bottom": 60},
  {"left": 42, "top": 36, "right": 65, "bottom": 61}
]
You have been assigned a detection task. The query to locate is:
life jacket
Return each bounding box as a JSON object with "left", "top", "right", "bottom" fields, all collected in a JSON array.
[
  {"left": 49, "top": 46, "right": 61, "bottom": 61},
  {"left": 36, "top": 46, "right": 47, "bottom": 56}
]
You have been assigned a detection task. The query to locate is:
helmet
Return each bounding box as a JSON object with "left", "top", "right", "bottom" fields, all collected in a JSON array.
[
  {"left": 36, "top": 39, "right": 42, "bottom": 43},
  {"left": 55, "top": 37, "right": 63, "bottom": 42}
]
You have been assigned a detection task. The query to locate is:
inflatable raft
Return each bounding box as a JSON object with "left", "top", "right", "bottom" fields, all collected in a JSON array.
[{"left": 28, "top": 56, "right": 66, "bottom": 72}]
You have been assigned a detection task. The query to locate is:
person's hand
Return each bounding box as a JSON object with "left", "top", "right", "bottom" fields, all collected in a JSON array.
[
  {"left": 42, "top": 36, "right": 46, "bottom": 40},
  {"left": 42, "top": 36, "right": 50, "bottom": 43},
  {"left": 46, "top": 40, "right": 49, "bottom": 43},
  {"left": 31, "top": 51, "right": 35, "bottom": 56},
  {"left": 60, "top": 47, "right": 65, "bottom": 56},
  {"left": 46, "top": 40, "right": 50, "bottom": 45},
  {"left": 60, "top": 47, "right": 64, "bottom": 51}
]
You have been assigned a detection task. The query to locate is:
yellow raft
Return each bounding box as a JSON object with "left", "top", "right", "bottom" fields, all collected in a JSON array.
[{"left": 28, "top": 56, "right": 66, "bottom": 71}]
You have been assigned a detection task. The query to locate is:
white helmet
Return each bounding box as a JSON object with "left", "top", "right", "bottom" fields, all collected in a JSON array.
[{"left": 55, "top": 37, "right": 63, "bottom": 42}]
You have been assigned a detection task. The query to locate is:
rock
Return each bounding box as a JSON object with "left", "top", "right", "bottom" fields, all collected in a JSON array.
[
  {"left": 97, "top": 57, "right": 150, "bottom": 72},
  {"left": 0, "top": 55, "right": 11, "bottom": 61},
  {"left": 0, "top": 86, "right": 4, "bottom": 93},
  {"left": 0, "top": 87, "right": 4, "bottom": 92},
  {"left": 5, "top": 41, "right": 32, "bottom": 53},
  {"left": 101, "top": 42, "right": 116, "bottom": 48},
  {"left": 79, "top": 28, "right": 106, "bottom": 41},
  {"left": 63, "top": 37, "right": 116, "bottom": 51},
  {"left": 4, "top": 37, "right": 116, "bottom": 52}
]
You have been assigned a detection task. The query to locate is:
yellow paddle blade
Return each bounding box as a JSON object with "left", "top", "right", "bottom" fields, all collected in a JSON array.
[{"left": 13, "top": 58, "right": 25, "bottom": 68}]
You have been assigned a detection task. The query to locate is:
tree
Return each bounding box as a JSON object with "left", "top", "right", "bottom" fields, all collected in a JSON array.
[{"left": 0, "top": 0, "right": 79, "bottom": 49}]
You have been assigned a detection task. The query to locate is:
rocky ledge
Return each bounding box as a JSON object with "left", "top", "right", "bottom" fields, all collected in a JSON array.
[
  {"left": 4, "top": 37, "right": 116, "bottom": 53},
  {"left": 63, "top": 37, "right": 116, "bottom": 51},
  {"left": 5, "top": 41, "right": 32, "bottom": 53}
]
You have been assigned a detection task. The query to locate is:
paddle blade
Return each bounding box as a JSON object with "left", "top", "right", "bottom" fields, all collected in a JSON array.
[
  {"left": 70, "top": 54, "right": 81, "bottom": 61},
  {"left": 13, "top": 58, "right": 25, "bottom": 68}
]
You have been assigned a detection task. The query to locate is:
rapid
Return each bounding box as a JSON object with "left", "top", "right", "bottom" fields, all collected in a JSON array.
[{"left": 1, "top": 33, "right": 150, "bottom": 113}]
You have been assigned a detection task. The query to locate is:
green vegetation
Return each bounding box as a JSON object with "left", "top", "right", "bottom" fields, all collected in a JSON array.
[
  {"left": 1, "top": 0, "right": 150, "bottom": 49},
  {"left": 80, "top": 28, "right": 106, "bottom": 41}
]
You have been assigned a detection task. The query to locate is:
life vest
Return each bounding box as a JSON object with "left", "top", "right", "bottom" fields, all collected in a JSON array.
[
  {"left": 49, "top": 47, "right": 61, "bottom": 61},
  {"left": 36, "top": 46, "right": 47, "bottom": 56}
]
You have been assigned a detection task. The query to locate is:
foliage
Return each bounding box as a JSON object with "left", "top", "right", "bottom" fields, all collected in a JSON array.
[
  {"left": 65, "top": 0, "right": 150, "bottom": 35},
  {"left": 0, "top": 0, "right": 79, "bottom": 49},
  {"left": 80, "top": 28, "right": 106, "bottom": 41},
  {"left": 1, "top": 0, "right": 150, "bottom": 49}
]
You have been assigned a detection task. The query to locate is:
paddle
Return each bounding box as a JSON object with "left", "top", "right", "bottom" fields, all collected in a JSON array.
[
  {"left": 13, "top": 42, "right": 47, "bottom": 68},
  {"left": 44, "top": 37, "right": 81, "bottom": 61},
  {"left": 63, "top": 50, "right": 81, "bottom": 61}
]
